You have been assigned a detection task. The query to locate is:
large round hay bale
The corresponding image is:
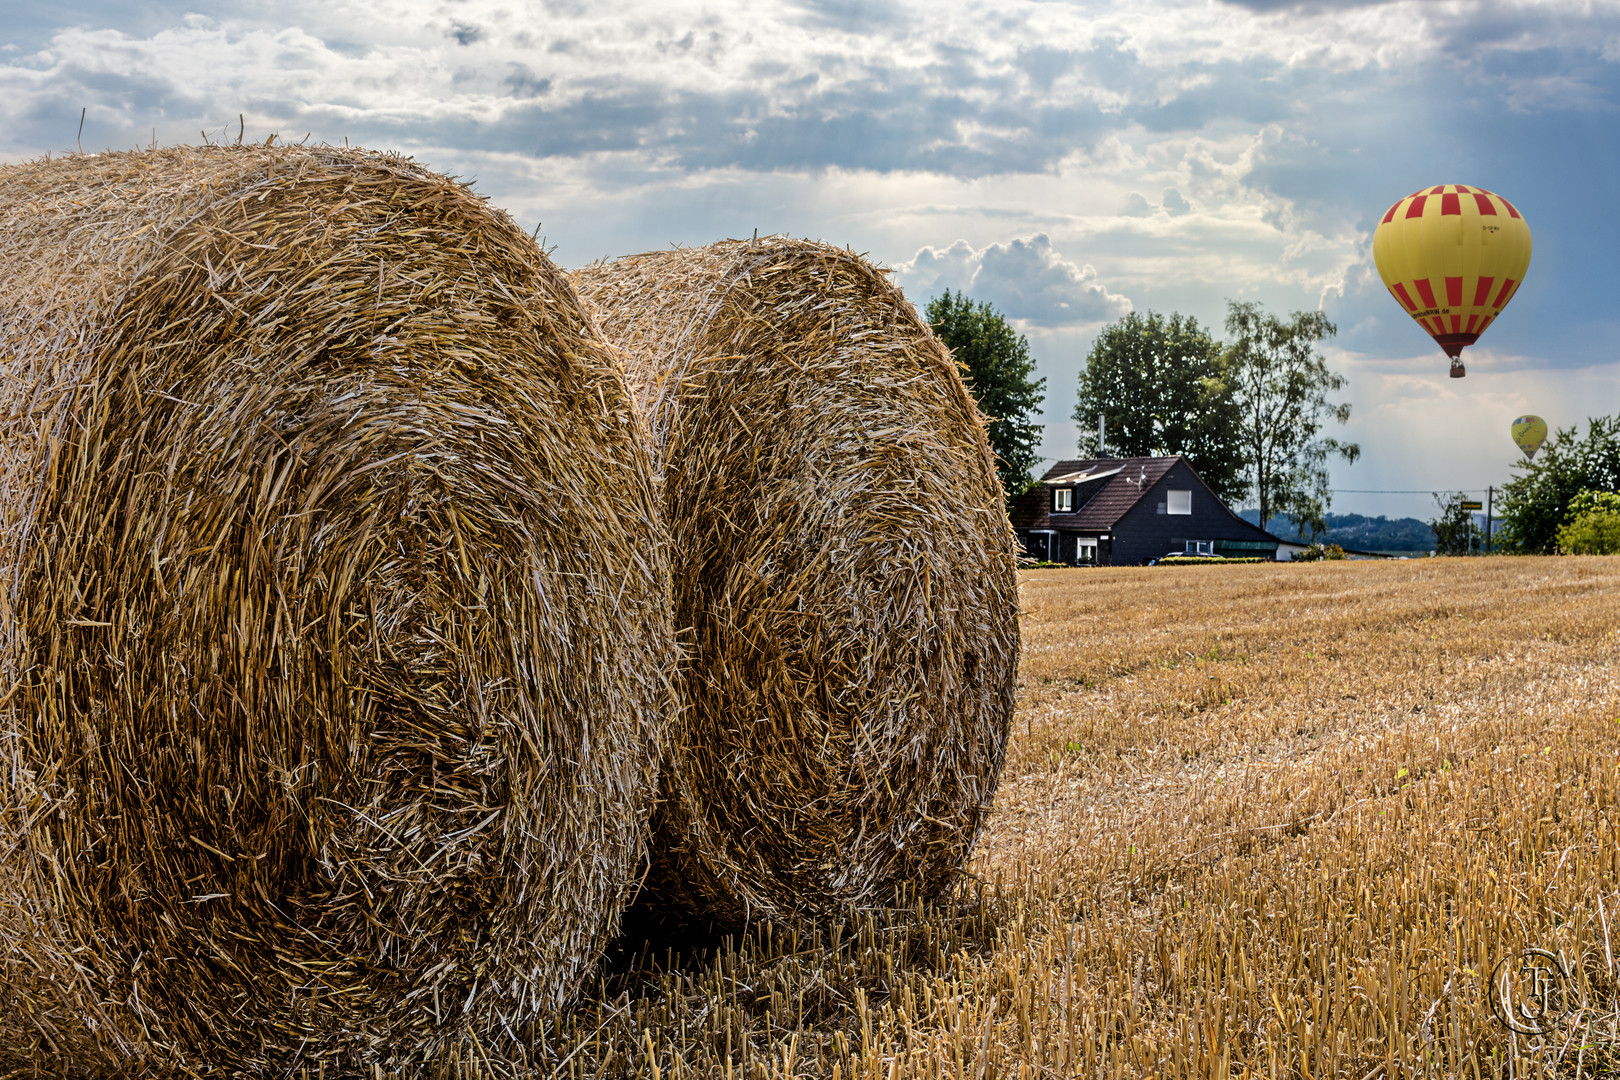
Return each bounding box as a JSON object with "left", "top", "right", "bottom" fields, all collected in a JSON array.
[
  {"left": 573, "top": 237, "right": 1019, "bottom": 931},
  {"left": 0, "top": 145, "right": 673, "bottom": 1075}
]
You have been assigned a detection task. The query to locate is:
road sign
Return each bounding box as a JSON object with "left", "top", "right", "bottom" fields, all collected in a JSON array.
[{"left": 1460, "top": 500, "right": 1483, "bottom": 511}]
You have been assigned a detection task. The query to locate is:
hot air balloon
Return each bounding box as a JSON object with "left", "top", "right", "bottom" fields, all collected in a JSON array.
[
  {"left": 1372, "top": 185, "right": 1532, "bottom": 378},
  {"left": 1511, "top": 414, "right": 1547, "bottom": 460}
]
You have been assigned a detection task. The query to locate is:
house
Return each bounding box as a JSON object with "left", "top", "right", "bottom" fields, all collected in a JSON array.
[{"left": 1008, "top": 456, "right": 1280, "bottom": 565}]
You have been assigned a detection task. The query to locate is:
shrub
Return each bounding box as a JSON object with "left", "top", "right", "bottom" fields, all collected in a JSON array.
[
  {"left": 1556, "top": 490, "right": 1620, "bottom": 555},
  {"left": 1295, "top": 543, "right": 1346, "bottom": 562}
]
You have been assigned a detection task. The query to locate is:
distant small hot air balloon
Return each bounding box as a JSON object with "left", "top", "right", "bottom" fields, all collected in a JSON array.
[
  {"left": 1372, "top": 185, "right": 1532, "bottom": 378},
  {"left": 1511, "top": 414, "right": 1547, "bottom": 460}
]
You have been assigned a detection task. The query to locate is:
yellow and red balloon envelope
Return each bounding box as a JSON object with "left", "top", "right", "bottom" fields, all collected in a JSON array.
[
  {"left": 1511, "top": 414, "right": 1547, "bottom": 460},
  {"left": 1372, "top": 185, "right": 1532, "bottom": 378}
]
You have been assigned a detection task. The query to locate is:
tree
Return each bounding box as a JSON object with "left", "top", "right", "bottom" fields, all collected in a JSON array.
[
  {"left": 1429, "top": 492, "right": 1483, "bottom": 556},
  {"left": 1555, "top": 489, "right": 1620, "bottom": 555},
  {"left": 1071, "top": 311, "right": 1246, "bottom": 504},
  {"left": 1224, "top": 301, "right": 1359, "bottom": 536},
  {"left": 927, "top": 290, "right": 1046, "bottom": 502},
  {"left": 1495, "top": 416, "right": 1620, "bottom": 554}
]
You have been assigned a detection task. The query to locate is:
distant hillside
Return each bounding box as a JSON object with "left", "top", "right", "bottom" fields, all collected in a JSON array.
[{"left": 1237, "top": 510, "right": 1436, "bottom": 553}]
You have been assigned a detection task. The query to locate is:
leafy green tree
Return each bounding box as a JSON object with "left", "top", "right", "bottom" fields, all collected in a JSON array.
[
  {"left": 1496, "top": 417, "right": 1620, "bottom": 554},
  {"left": 1554, "top": 489, "right": 1620, "bottom": 555},
  {"left": 1224, "top": 301, "right": 1359, "bottom": 536},
  {"left": 927, "top": 290, "right": 1046, "bottom": 502},
  {"left": 1429, "top": 492, "right": 1484, "bottom": 556},
  {"left": 1071, "top": 311, "right": 1246, "bottom": 504}
]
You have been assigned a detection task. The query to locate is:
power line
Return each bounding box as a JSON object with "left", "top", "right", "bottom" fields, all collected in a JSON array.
[{"left": 1331, "top": 488, "right": 1490, "bottom": 494}]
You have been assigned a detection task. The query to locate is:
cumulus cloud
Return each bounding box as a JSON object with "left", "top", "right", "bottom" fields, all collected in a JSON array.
[
  {"left": 901, "top": 238, "right": 980, "bottom": 296},
  {"left": 1118, "top": 188, "right": 1191, "bottom": 216},
  {"left": 1120, "top": 192, "right": 1152, "bottom": 217},
  {"left": 897, "top": 233, "right": 1132, "bottom": 326}
]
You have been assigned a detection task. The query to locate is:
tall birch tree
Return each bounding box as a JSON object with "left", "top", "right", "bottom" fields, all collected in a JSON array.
[{"left": 1224, "top": 301, "right": 1359, "bottom": 536}]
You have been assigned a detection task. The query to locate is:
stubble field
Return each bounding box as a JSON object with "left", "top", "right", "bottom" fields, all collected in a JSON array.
[{"left": 529, "top": 558, "right": 1620, "bottom": 1080}]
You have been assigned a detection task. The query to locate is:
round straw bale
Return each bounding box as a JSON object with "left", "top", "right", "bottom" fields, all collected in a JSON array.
[
  {"left": 573, "top": 237, "right": 1019, "bottom": 931},
  {"left": 0, "top": 145, "right": 673, "bottom": 1075}
]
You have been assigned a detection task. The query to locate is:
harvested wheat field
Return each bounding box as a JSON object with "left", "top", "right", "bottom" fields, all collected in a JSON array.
[
  {"left": 527, "top": 557, "right": 1620, "bottom": 1079},
  {"left": 0, "top": 146, "right": 674, "bottom": 1077}
]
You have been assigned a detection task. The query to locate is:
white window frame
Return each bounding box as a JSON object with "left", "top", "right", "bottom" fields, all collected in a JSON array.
[
  {"left": 1167, "top": 489, "right": 1192, "bottom": 515},
  {"left": 1077, "top": 539, "right": 1098, "bottom": 563},
  {"left": 1052, "top": 487, "right": 1074, "bottom": 513}
]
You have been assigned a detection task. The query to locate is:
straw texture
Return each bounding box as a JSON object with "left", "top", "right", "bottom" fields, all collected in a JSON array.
[
  {"left": 574, "top": 237, "right": 1019, "bottom": 931},
  {"left": 0, "top": 145, "right": 672, "bottom": 1075}
]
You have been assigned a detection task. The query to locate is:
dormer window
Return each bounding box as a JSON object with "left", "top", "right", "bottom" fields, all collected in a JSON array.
[{"left": 1052, "top": 487, "right": 1074, "bottom": 513}]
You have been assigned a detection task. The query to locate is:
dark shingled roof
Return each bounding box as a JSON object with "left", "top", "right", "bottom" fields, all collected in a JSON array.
[
  {"left": 1051, "top": 457, "right": 1178, "bottom": 528},
  {"left": 1008, "top": 457, "right": 1179, "bottom": 530}
]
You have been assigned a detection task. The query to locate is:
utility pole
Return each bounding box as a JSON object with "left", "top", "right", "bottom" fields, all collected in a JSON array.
[{"left": 1485, "top": 486, "right": 1494, "bottom": 554}]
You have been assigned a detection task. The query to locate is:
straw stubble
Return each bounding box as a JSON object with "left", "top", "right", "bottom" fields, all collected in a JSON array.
[
  {"left": 0, "top": 145, "right": 674, "bottom": 1075},
  {"left": 574, "top": 237, "right": 1019, "bottom": 932}
]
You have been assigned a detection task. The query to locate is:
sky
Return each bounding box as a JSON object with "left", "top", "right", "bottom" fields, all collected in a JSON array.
[{"left": 4, "top": 0, "right": 1619, "bottom": 520}]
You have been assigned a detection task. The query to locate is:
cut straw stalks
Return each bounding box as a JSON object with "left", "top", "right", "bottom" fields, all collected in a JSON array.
[
  {"left": 574, "top": 237, "right": 1019, "bottom": 933},
  {"left": 0, "top": 145, "right": 674, "bottom": 1076}
]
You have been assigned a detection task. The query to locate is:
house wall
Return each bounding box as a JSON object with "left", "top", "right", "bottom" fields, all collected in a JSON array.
[
  {"left": 1058, "top": 532, "right": 1080, "bottom": 565},
  {"left": 1108, "top": 460, "right": 1274, "bottom": 565},
  {"left": 1016, "top": 529, "right": 1104, "bottom": 566},
  {"left": 1019, "top": 530, "right": 1057, "bottom": 562},
  {"left": 1019, "top": 531, "right": 1091, "bottom": 566}
]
